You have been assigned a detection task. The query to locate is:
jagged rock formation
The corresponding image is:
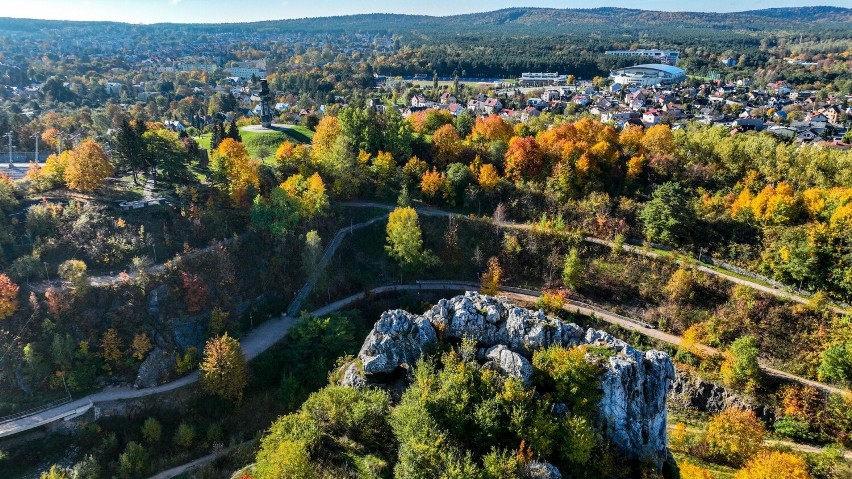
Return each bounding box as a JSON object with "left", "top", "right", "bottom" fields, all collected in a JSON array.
[
  {"left": 669, "top": 371, "right": 775, "bottom": 422},
  {"left": 349, "top": 292, "right": 676, "bottom": 469},
  {"left": 359, "top": 309, "right": 437, "bottom": 375},
  {"left": 134, "top": 348, "right": 175, "bottom": 389},
  {"left": 484, "top": 344, "right": 533, "bottom": 385}
]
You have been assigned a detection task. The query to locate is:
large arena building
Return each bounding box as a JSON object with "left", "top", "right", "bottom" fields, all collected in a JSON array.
[{"left": 609, "top": 64, "right": 686, "bottom": 87}]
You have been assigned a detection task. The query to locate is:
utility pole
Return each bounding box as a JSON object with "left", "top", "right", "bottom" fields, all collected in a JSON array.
[
  {"left": 4, "top": 132, "right": 12, "bottom": 168},
  {"left": 31, "top": 132, "right": 39, "bottom": 163},
  {"left": 58, "top": 133, "right": 63, "bottom": 155}
]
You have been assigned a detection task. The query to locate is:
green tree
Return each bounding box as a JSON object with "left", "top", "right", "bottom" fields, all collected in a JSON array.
[
  {"left": 143, "top": 129, "right": 192, "bottom": 183},
  {"left": 141, "top": 417, "right": 162, "bottom": 444},
  {"left": 819, "top": 343, "right": 852, "bottom": 386},
  {"left": 112, "top": 120, "right": 147, "bottom": 183},
  {"left": 721, "top": 335, "right": 761, "bottom": 392},
  {"left": 117, "top": 441, "right": 148, "bottom": 479},
  {"left": 173, "top": 422, "right": 195, "bottom": 449},
  {"left": 200, "top": 333, "right": 247, "bottom": 401},
  {"left": 302, "top": 230, "right": 323, "bottom": 279},
  {"left": 639, "top": 181, "right": 696, "bottom": 246},
  {"left": 385, "top": 207, "right": 434, "bottom": 274},
  {"left": 561, "top": 248, "right": 582, "bottom": 290},
  {"left": 226, "top": 121, "right": 241, "bottom": 142}
]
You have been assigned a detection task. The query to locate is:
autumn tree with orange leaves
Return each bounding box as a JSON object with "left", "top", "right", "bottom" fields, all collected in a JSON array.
[
  {"left": 504, "top": 136, "right": 543, "bottom": 182},
  {"left": 65, "top": 139, "right": 115, "bottom": 192},
  {"left": 181, "top": 271, "right": 208, "bottom": 314},
  {"left": 420, "top": 169, "right": 448, "bottom": 200},
  {"left": 0, "top": 273, "right": 19, "bottom": 320},
  {"left": 470, "top": 115, "right": 513, "bottom": 144},
  {"left": 432, "top": 123, "right": 463, "bottom": 167}
]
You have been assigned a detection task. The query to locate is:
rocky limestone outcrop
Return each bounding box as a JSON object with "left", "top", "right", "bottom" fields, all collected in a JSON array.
[
  {"left": 586, "top": 329, "right": 675, "bottom": 467},
  {"left": 350, "top": 292, "right": 675, "bottom": 469},
  {"left": 525, "top": 461, "right": 563, "bottom": 479},
  {"left": 484, "top": 344, "right": 534, "bottom": 385},
  {"left": 669, "top": 371, "right": 774, "bottom": 422},
  {"left": 359, "top": 309, "right": 437, "bottom": 375},
  {"left": 134, "top": 347, "right": 175, "bottom": 388}
]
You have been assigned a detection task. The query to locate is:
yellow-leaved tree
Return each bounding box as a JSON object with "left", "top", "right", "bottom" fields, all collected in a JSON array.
[
  {"left": 65, "top": 140, "right": 114, "bottom": 192},
  {"left": 734, "top": 451, "right": 811, "bottom": 479},
  {"left": 200, "top": 333, "right": 247, "bottom": 401},
  {"left": 385, "top": 207, "right": 434, "bottom": 276},
  {"left": 705, "top": 408, "right": 766, "bottom": 466},
  {"left": 480, "top": 256, "right": 503, "bottom": 296},
  {"left": 211, "top": 138, "right": 260, "bottom": 206}
]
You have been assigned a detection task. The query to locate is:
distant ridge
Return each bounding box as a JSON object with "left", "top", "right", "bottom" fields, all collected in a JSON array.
[{"left": 0, "top": 6, "right": 849, "bottom": 31}]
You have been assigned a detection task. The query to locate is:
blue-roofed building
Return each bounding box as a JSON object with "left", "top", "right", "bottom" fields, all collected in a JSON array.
[{"left": 609, "top": 64, "right": 686, "bottom": 87}]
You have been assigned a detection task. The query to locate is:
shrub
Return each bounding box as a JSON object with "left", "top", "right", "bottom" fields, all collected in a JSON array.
[{"left": 733, "top": 450, "right": 810, "bottom": 479}]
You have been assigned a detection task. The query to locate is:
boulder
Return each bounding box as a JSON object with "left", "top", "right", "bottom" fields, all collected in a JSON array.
[
  {"left": 525, "top": 461, "right": 563, "bottom": 479},
  {"left": 134, "top": 348, "right": 175, "bottom": 388},
  {"left": 358, "top": 309, "right": 437, "bottom": 375},
  {"left": 147, "top": 284, "right": 170, "bottom": 317},
  {"left": 485, "top": 344, "right": 533, "bottom": 385},
  {"left": 340, "top": 362, "right": 367, "bottom": 390}
]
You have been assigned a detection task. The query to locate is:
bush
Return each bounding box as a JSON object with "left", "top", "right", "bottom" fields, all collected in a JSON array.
[
  {"left": 733, "top": 450, "right": 810, "bottom": 479},
  {"left": 774, "top": 416, "right": 817, "bottom": 442}
]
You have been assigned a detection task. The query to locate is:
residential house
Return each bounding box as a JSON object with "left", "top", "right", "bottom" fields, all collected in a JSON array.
[
  {"left": 642, "top": 109, "right": 661, "bottom": 125},
  {"left": 439, "top": 92, "right": 457, "bottom": 105},
  {"left": 482, "top": 98, "right": 503, "bottom": 115}
]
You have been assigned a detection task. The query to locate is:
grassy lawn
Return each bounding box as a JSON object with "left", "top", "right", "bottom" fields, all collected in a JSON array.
[{"left": 195, "top": 126, "right": 313, "bottom": 165}]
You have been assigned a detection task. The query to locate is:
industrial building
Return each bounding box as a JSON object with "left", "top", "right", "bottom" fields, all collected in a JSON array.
[
  {"left": 604, "top": 49, "right": 680, "bottom": 64},
  {"left": 609, "top": 64, "right": 686, "bottom": 87},
  {"left": 519, "top": 72, "right": 568, "bottom": 86}
]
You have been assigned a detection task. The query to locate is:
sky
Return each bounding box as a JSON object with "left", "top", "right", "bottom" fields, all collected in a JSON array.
[{"left": 2, "top": 0, "right": 850, "bottom": 24}]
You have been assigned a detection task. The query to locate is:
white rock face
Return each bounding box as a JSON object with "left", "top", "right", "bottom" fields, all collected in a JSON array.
[
  {"left": 525, "top": 461, "right": 563, "bottom": 479},
  {"left": 352, "top": 293, "right": 676, "bottom": 469},
  {"left": 585, "top": 329, "right": 675, "bottom": 467},
  {"left": 485, "top": 344, "right": 533, "bottom": 385},
  {"left": 423, "top": 291, "right": 584, "bottom": 353},
  {"left": 358, "top": 309, "right": 437, "bottom": 375}
]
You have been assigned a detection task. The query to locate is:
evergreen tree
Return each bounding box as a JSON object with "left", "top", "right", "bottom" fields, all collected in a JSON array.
[
  {"left": 112, "top": 120, "right": 147, "bottom": 183},
  {"left": 210, "top": 121, "right": 224, "bottom": 151},
  {"left": 227, "top": 121, "right": 241, "bottom": 142}
]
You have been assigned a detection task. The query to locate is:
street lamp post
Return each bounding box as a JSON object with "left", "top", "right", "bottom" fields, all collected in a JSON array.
[
  {"left": 4, "top": 132, "right": 13, "bottom": 168},
  {"left": 31, "top": 133, "right": 39, "bottom": 163}
]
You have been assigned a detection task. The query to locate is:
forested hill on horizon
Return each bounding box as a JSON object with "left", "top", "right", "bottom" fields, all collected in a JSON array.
[{"left": 1, "top": 6, "right": 850, "bottom": 33}]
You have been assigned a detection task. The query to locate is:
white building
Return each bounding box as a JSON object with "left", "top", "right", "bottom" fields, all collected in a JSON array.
[
  {"left": 605, "top": 49, "right": 680, "bottom": 65},
  {"left": 226, "top": 67, "right": 265, "bottom": 81},
  {"left": 520, "top": 72, "right": 568, "bottom": 86},
  {"left": 609, "top": 64, "right": 686, "bottom": 87}
]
